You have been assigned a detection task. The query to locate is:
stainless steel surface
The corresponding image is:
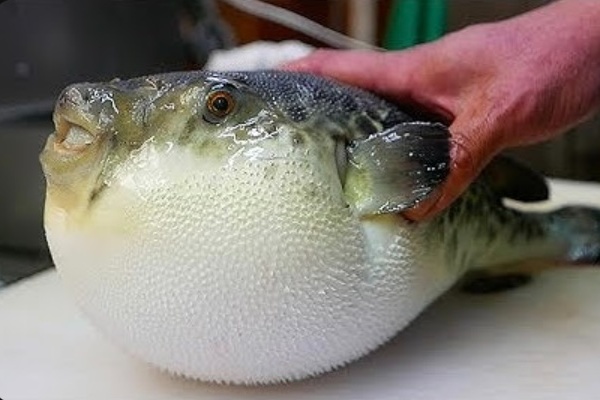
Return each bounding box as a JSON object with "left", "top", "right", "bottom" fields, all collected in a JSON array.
[
  {"left": 0, "top": 116, "right": 51, "bottom": 287},
  {"left": 0, "top": 117, "right": 51, "bottom": 253},
  {"left": 0, "top": 0, "right": 191, "bottom": 119}
]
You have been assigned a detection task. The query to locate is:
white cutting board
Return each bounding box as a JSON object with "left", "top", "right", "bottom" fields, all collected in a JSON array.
[{"left": 1, "top": 179, "right": 600, "bottom": 400}]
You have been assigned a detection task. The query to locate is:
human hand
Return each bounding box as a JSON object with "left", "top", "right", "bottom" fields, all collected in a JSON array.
[{"left": 284, "top": 0, "right": 600, "bottom": 221}]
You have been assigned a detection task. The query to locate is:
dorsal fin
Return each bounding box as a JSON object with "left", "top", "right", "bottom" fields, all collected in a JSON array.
[{"left": 481, "top": 156, "right": 549, "bottom": 202}]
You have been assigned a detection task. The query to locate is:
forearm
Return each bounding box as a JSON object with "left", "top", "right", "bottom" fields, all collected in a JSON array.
[{"left": 498, "top": 0, "right": 600, "bottom": 140}]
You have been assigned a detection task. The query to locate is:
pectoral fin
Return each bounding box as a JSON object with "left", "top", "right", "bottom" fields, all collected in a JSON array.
[{"left": 344, "top": 122, "right": 450, "bottom": 215}]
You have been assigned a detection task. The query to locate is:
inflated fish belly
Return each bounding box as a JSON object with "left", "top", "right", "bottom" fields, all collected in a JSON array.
[{"left": 40, "top": 70, "right": 600, "bottom": 384}]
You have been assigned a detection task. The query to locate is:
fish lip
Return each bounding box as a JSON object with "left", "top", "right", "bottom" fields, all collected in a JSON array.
[{"left": 54, "top": 108, "right": 97, "bottom": 135}]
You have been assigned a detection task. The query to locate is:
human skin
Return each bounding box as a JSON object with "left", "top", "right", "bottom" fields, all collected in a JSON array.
[{"left": 284, "top": 0, "right": 600, "bottom": 221}]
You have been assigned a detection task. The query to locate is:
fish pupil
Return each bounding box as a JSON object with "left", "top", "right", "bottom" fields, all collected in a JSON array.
[{"left": 212, "top": 96, "right": 229, "bottom": 112}]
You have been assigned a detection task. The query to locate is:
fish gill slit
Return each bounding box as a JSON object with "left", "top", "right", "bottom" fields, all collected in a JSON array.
[{"left": 86, "top": 135, "right": 117, "bottom": 210}]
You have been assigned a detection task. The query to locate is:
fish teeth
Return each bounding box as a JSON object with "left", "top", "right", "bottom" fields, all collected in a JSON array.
[{"left": 65, "top": 125, "right": 94, "bottom": 146}]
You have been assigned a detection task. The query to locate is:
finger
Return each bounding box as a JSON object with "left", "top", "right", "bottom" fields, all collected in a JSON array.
[
  {"left": 282, "top": 49, "right": 417, "bottom": 98},
  {"left": 284, "top": 48, "right": 456, "bottom": 123}
]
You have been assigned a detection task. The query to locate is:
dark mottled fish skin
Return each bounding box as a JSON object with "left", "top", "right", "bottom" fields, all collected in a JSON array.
[
  {"left": 425, "top": 181, "right": 549, "bottom": 271},
  {"left": 427, "top": 177, "right": 600, "bottom": 276},
  {"left": 110, "top": 70, "right": 411, "bottom": 130},
  {"left": 219, "top": 71, "right": 408, "bottom": 126}
]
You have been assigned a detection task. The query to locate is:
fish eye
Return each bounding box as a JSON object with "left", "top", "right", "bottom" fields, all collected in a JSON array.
[{"left": 203, "top": 88, "right": 236, "bottom": 123}]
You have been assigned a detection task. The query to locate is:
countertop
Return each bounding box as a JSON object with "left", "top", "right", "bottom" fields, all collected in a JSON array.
[{"left": 1, "top": 179, "right": 600, "bottom": 400}]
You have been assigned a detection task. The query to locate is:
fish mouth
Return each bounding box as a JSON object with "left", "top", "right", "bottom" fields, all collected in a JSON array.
[{"left": 52, "top": 111, "right": 101, "bottom": 154}]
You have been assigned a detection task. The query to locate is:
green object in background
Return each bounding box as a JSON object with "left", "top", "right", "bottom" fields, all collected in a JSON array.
[{"left": 384, "top": 0, "right": 447, "bottom": 50}]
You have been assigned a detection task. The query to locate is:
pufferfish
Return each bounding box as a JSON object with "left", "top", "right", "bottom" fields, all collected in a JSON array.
[{"left": 40, "top": 70, "right": 600, "bottom": 384}]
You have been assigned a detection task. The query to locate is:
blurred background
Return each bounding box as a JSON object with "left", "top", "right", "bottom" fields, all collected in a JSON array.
[{"left": 0, "top": 0, "right": 598, "bottom": 287}]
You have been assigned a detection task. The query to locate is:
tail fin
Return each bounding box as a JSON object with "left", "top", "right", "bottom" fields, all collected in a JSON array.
[
  {"left": 543, "top": 206, "right": 600, "bottom": 265},
  {"left": 429, "top": 157, "right": 600, "bottom": 293},
  {"left": 460, "top": 205, "right": 600, "bottom": 294}
]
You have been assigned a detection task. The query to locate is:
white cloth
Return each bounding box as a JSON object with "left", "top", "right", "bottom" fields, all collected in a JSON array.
[{"left": 205, "top": 40, "right": 313, "bottom": 71}]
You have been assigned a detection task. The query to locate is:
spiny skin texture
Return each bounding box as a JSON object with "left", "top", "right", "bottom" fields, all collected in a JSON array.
[
  {"left": 46, "top": 148, "right": 449, "bottom": 383},
  {"left": 40, "top": 70, "right": 577, "bottom": 384}
]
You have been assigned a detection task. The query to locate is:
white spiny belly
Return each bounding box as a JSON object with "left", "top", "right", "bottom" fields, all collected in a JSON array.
[{"left": 45, "top": 146, "right": 457, "bottom": 384}]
